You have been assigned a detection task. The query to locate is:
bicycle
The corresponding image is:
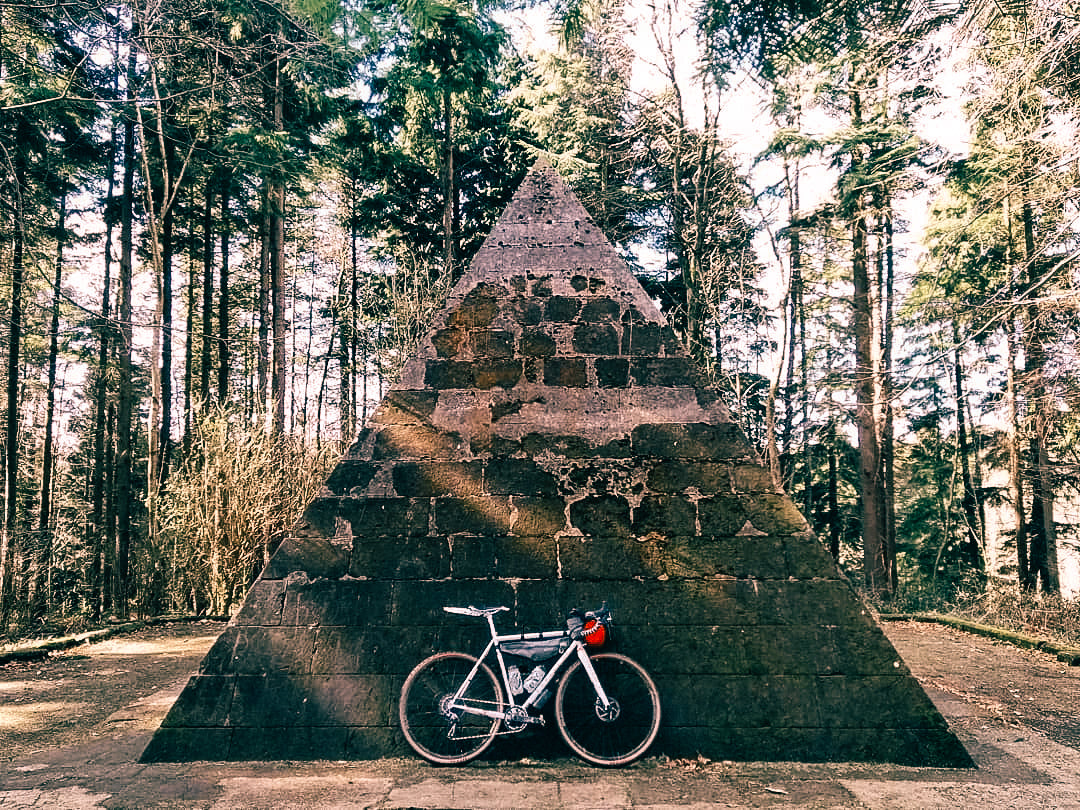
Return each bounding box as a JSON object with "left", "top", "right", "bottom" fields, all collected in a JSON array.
[{"left": 398, "top": 602, "right": 661, "bottom": 767}]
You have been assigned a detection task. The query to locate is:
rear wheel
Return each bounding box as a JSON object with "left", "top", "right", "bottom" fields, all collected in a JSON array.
[
  {"left": 399, "top": 652, "right": 504, "bottom": 764},
  {"left": 554, "top": 652, "right": 661, "bottom": 766}
]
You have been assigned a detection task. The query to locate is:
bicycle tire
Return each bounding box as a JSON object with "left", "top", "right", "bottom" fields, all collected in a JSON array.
[
  {"left": 554, "top": 652, "right": 661, "bottom": 766},
  {"left": 399, "top": 651, "right": 504, "bottom": 765}
]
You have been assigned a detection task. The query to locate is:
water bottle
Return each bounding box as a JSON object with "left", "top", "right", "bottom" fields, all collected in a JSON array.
[
  {"left": 507, "top": 665, "right": 523, "bottom": 695},
  {"left": 523, "top": 665, "right": 545, "bottom": 693}
]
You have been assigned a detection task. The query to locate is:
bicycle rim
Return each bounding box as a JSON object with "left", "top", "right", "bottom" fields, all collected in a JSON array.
[
  {"left": 554, "top": 652, "right": 661, "bottom": 766},
  {"left": 399, "top": 652, "right": 503, "bottom": 765}
]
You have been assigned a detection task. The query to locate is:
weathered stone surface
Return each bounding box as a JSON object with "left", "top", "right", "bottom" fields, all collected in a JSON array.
[
  {"left": 147, "top": 161, "right": 969, "bottom": 769},
  {"left": 485, "top": 457, "right": 558, "bottom": 496},
  {"left": 350, "top": 536, "right": 449, "bottom": 579},
  {"left": 572, "top": 323, "right": 619, "bottom": 355},
  {"left": 159, "top": 675, "right": 235, "bottom": 727},
  {"left": 568, "top": 495, "right": 632, "bottom": 537},
  {"left": 632, "top": 495, "right": 696, "bottom": 538},
  {"left": 595, "top": 357, "right": 629, "bottom": 387},
  {"left": 510, "top": 496, "right": 566, "bottom": 536},
  {"left": 519, "top": 330, "right": 556, "bottom": 357},
  {"left": 391, "top": 461, "right": 484, "bottom": 498},
  {"left": 543, "top": 357, "right": 587, "bottom": 387},
  {"left": 434, "top": 496, "right": 512, "bottom": 535}
]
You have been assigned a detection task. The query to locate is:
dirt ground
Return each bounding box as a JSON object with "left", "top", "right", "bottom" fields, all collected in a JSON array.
[
  {"left": 1, "top": 618, "right": 1077, "bottom": 764},
  {"left": 0, "top": 620, "right": 228, "bottom": 762}
]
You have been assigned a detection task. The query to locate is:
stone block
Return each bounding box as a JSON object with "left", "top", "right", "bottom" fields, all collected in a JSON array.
[
  {"left": 815, "top": 675, "right": 946, "bottom": 729},
  {"left": 472, "top": 329, "right": 515, "bottom": 358},
  {"left": 784, "top": 534, "right": 842, "bottom": 579},
  {"left": 486, "top": 457, "right": 558, "bottom": 496},
  {"left": 646, "top": 460, "right": 731, "bottom": 494},
  {"left": 581, "top": 297, "right": 621, "bottom": 321},
  {"left": 434, "top": 496, "right": 512, "bottom": 535},
  {"left": 697, "top": 494, "right": 748, "bottom": 535},
  {"left": 629, "top": 625, "right": 752, "bottom": 675},
  {"left": 777, "top": 580, "right": 870, "bottom": 626},
  {"left": 282, "top": 579, "right": 393, "bottom": 626},
  {"left": 509, "top": 298, "right": 544, "bottom": 325},
  {"left": 391, "top": 580, "right": 516, "bottom": 626},
  {"left": 373, "top": 424, "right": 464, "bottom": 460},
  {"left": 632, "top": 495, "right": 696, "bottom": 537},
  {"left": 336, "top": 497, "right": 430, "bottom": 537},
  {"left": 521, "top": 432, "right": 632, "bottom": 459},
  {"left": 230, "top": 627, "right": 316, "bottom": 675},
  {"left": 139, "top": 727, "right": 232, "bottom": 762},
  {"left": 261, "top": 533, "right": 349, "bottom": 580},
  {"left": 229, "top": 673, "right": 309, "bottom": 727},
  {"left": 391, "top": 461, "right": 484, "bottom": 497},
  {"left": 630, "top": 357, "right": 695, "bottom": 387},
  {"left": 732, "top": 464, "right": 778, "bottom": 493},
  {"left": 495, "top": 535, "right": 558, "bottom": 579},
  {"left": 595, "top": 358, "right": 629, "bottom": 387},
  {"left": 621, "top": 322, "right": 661, "bottom": 355},
  {"left": 558, "top": 536, "right": 662, "bottom": 580},
  {"left": 520, "top": 330, "right": 556, "bottom": 357},
  {"left": 545, "top": 295, "right": 580, "bottom": 321},
  {"left": 425, "top": 360, "right": 474, "bottom": 389},
  {"left": 632, "top": 422, "right": 749, "bottom": 460},
  {"left": 227, "top": 725, "right": 349, "bottom": 760},
  {"left": 530, "top": 275, "right": 553, "bottom": 296},
  {"left": 233, "top": 579, "right": 286, "bottom": 625},
  {"left": 344, "top": 726, "right": 403, "bottom": 759},
  {"left": 198, "top": 627, "right": 239, "bottom": 675},
  {"left": 572, "top": 323, "right": 619, "bottom": 354},
  {"left": 568, "top": 495, "right": 631, "bottom": 537},
  {"left": 473, "top": 358, "right": 523, "bottom": 389},
  {"left": 659, "top": 535, "right": 787, "bottom": 580},
  {"left": 308, "top": 674, "right": 395, "bottom": 726},
  {"left": 510, "top": 496, "right": 567, "bottom": 536},
  {"left": 379, "top": 390, "right": 438, "bottom": 424},
  {"left": 741, "top": 494, "right": 810, "bottom": 534},
  {"left": 432, "top": 328, "right": 467, "bottom": 358},
  {"left": 350, "top": 536, "right": 449, "bottom": 580},
  {"left": 818, "top": 625, "right": 910, "bottom": 676},
  {"left": 312, "top": 627, "right": 406, "bottom": 673},
  {"left": 449, "top": 534, "right": 496, "bottom": 578},
  {"left": 160, "top": 675, "right": 236, "bottom": 727},
  {"left": 447, "top": 289, "right": 499, "bottom": 328},
  {"left": 323, "top": 461, "right": 378, "bottom": 495},
  {"left": 543, "top": 357, "right": 588, "bottom": 387}
]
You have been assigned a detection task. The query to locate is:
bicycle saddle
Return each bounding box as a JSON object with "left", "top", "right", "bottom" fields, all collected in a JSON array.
[{"left": 443, "top": 605, "right": 509, "bottom": 617}]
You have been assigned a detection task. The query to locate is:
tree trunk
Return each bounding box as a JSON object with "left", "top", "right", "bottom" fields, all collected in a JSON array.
[
  {"left": 158, "top": 190, "right": 174, "bottom": 486},
  {"left": 114, "top": 41, "right": 138, "bottom": 620},
  {"left": 953, "top": 328, "right": 985, "bottom": 579},
  {"left": 200, "top": 172, "right": 215, "bottom": 408},
  {"left": 441, "top": 84, "right": 455, "bottom": 279},
  {"left": 1, "top": 169, "right": 25, "bottom": 621},
  {"left": 35, "top": 193, "right": 67, "bottom": 616},
  {"left": 183, "top": 188, "right": 196, "bottom": 454},
  {"left": 218, "top": 169, "right": 231, "bottom": 402},
  {"left": 257, "top": 184, "right": 270, "bottom": 417},
  {"left": 878, "top": 203, "right": 897, "bottom": 594},
  {"left": 270, "top": 53, "right": 287, "bottom": 435},
  {"left": 1021, "top": 199, "right": 1058, "bottom": 593},
  {"left": 853, "top": 192, "right": 888, "bottom": 596}
]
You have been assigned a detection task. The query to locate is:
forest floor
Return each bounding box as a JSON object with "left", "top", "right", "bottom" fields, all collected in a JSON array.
[{"left": 0, "top": 619, "right": 1079, "bottom": 807}]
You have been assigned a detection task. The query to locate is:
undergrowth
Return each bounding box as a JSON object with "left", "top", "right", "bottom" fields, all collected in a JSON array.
[{"left": 873, "top": 581, "right": 1080, "bottom": 647}]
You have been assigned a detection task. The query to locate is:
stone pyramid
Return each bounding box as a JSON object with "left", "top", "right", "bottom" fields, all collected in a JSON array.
[{"left": 143, "top": 162, "right": 971, "bottom": 766}]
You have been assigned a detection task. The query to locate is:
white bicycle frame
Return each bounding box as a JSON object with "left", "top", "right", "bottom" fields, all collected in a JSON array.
[{"left": 443, "top": 606, "right": 612, "bottom": 729}]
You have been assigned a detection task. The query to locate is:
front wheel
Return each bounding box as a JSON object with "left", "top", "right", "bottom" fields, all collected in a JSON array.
[
  {"left": 554, "top": 652, "right": 661, "bottom": 766},
  {"left": 399, "top": 651, "right": 504, "bottom": 765}
]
